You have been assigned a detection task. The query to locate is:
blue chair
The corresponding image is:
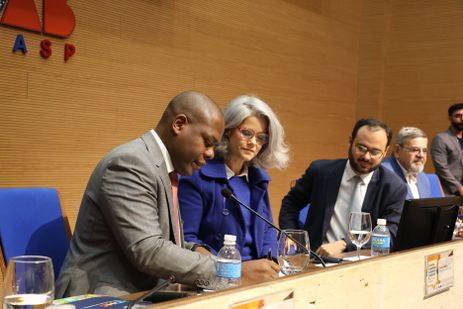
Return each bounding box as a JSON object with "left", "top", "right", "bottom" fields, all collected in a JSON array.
[
  {"left": 426, "top": 173, "right": 444, "bottom": 198},
  {"left": 0, "top": 188, "right": 71, "bottom": 280},
  {"left": 298, "top": 204, "right": 311, "bottom": 229}
]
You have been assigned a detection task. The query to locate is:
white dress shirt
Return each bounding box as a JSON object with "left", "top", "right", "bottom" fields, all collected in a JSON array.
[{"left": 325, "top": 161, "right": 374, "bottom": 243}]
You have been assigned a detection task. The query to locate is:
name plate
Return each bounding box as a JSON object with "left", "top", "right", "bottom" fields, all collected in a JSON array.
[{"left": 424, "top": 249, "right": 454, "bottom": 298}]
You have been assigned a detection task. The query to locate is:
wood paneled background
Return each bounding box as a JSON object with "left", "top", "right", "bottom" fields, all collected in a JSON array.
[{"left": 0, "top": 0, "right": 460, "bottom": 237}]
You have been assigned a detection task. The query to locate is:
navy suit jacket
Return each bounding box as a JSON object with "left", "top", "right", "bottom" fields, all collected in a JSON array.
[
  {"left": 178, "top": 158, "right": 278, "bottom": 260},
  {"left": 381, "top": 156, "right": 433, "bottom": 199},
  {"left": 279, "top": 159, "right": 407, "bottom": 251}
]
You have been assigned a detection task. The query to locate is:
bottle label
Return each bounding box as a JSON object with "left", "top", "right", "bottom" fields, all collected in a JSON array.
[
  {"left": 371, "top": 235, "right": 390, "bottom": 249},
  {"left": 217, "top": 261, "right": 241, "bottom": 279}
]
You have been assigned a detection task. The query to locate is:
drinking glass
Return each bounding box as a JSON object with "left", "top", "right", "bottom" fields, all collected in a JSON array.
[
  {"left": 2, "top": 255, "right": 54, "bottom": 309},
  {"left": 277, "top": 229, "right": 310, "bottom": 275},
  {"left": 348, "top": 212, "right": 372, "bottom": 260}
]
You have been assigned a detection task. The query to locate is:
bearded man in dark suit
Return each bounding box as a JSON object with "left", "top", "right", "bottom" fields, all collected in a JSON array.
[{"left": 279, "top": 118, "right": 407, "bottom": 257}]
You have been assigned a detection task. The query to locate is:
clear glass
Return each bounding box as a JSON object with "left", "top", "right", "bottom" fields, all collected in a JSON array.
[
  {"left": 2, "top": 255, "right": 54, "bottom": 309},
  {"left": 348, "top": 212, "right": 372, "bottom": 260},
  {"left": 277, "top": 229, "right": 310, "bottom": 275}
]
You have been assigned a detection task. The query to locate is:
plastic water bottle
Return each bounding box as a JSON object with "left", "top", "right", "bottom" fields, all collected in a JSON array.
[
  {"left": 216, "top": 234, "right": 241, "bottom": 289},
  {"left": 371, "top": 218, "right": 390, "bottom": 256}
]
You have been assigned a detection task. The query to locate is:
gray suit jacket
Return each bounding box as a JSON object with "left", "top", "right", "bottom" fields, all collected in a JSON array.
[
  {"left": 431, "top": 128, "right": 463, "bottom": 195},
  {"left": 56, "top": 132, "right": 217, "bottom": 297}
]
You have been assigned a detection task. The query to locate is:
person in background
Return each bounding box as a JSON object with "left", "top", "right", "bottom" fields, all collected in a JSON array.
[
  {"left": 279, "top": 118, "right": 407, "bottom": 257},
  {"left": 179, "top": 95, "right": 289, "bottom": 263},
  {"left": 382, "top": 127, "right": 442, "bottom": 198},
  {"left": 431, "top": 103, "right": 463, "bottom": 196},
  {"left": 56, "top": 91, "right": 277, "bottom": 297}
]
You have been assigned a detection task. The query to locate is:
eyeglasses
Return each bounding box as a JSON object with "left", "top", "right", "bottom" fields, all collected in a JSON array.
[
  {"left": 238, "top": 128, "right": 269, "bottom": 145},
  {"left": 452, "top": 113, "right": 463, "bottom": 119},
  {"left": 400, "top": 145, "right": 427, "bottom": 155},
  {"left": 354, "top": 144, "right": 384, "bottom": 159}
]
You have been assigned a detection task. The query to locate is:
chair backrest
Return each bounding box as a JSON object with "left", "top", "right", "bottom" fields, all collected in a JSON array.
[
  {"left": 0, "top": 188, "right": 71, "bottom": 280},
  {"left": 426, "top": 173, "right": 445, "bottom": 198},
  {"left": 298, "top": 204, "right": 310, "bottom": 229}
]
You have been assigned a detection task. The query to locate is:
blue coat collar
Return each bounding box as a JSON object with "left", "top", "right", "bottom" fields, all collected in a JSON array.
[{"left": 200, "top": 158, "right": 271, "bottom": 186}]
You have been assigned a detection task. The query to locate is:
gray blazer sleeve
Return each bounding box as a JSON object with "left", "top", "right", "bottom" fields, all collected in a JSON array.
[
  {"left": 99, "top": 152, "right": 217, "bottom": 286},
  {"left": 431, "top": 134, "right": 462, "bottom": 194}
]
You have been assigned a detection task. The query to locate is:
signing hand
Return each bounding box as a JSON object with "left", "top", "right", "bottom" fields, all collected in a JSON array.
[
  {"left": 241, "top": 259, "right": 279, "bottom": 285},
  {"left": 194, "top": 246, "right": 212, "bottom": 255},
  {"left": 316, "top": 240, "right": 347, "bottom": 257}
]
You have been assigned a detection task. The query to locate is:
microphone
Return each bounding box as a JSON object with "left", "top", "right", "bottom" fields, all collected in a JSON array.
[
  {"left": 220, "top": 188, "right": 326, "bottom": 267},
  {"left": 126, "top": 275, "right": 176, "bottom": 309}
]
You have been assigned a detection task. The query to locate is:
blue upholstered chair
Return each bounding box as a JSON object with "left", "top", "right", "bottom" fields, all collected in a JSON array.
[
  {"left": 426, "top": 173, "right": 444, "bottom": 198},
  {"left": 0, "top": 188, "right": 71, "bottom": 280},
  {"left": 298, "top": 204, "right": 310, "bottom": 229}
]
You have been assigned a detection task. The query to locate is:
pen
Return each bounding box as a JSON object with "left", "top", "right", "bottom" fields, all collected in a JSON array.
[{"left": 267, "top": 248, "right": 272, "bottom": 260}]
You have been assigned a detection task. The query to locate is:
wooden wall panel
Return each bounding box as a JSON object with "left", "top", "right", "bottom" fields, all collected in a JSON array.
[
  {"left": 2, "top": 0, "right": 463, "bottom": 289},
  {"left": 0, "top": 0, "right": 360, "bottom": 230},
  {"left": 358, "top": 0, "right": 463, "bottom": 171}
]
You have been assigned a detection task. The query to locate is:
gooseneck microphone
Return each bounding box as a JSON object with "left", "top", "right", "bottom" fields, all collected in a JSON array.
[
  {"left": 126, "top": 275, "right": 176, "bottom": 309},
  {"left": 220, "top": 188, "right": 326, "bottom": 267}
]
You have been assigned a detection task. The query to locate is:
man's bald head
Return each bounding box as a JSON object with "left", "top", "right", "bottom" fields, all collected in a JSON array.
[
  {"left": 159, "top": 91, "right": 222, "bottom": 127},
  {"left": 156, "top": 91, "right": 224, "bottom": 176}
]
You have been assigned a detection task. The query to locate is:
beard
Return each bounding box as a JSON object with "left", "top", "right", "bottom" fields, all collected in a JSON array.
[
  {"left": 451, "top": 121, "right": 463, "bottom": 132},
  {"left": 409, "top": 161, "right": 425, "bottom": 174},
  {"left": 348, "top": 146, "right": 382, "bottom": 174}
]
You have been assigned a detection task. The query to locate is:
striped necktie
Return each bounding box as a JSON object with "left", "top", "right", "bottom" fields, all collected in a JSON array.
[
  {"left": 350, "top": 175, "right": 363, "bottom": 213},
  {"left": 169, "top": 171, "right": 182, "bottom": 246}
]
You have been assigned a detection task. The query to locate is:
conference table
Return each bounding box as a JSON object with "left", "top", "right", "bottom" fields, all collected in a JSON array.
[{"left": 124, "top": 240, "right": 463, "bottom": 308}]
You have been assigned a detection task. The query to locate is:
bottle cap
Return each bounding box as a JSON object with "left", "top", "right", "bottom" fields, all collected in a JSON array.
[
  {"left": 377, "top": 218, "right": 387, "bottom": 226},
  {"left": 224, "top": 234, "right": 237, "bottom": 244}
]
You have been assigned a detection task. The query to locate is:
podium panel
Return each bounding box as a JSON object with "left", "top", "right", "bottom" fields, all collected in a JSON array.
[{"left": 147, "top": 240, "right": 463, "bottom": 309}]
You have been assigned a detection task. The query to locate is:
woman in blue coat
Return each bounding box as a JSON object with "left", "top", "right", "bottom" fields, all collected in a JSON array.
[{"left": 178, "top": 95, "right": 289, "bottom": 261}]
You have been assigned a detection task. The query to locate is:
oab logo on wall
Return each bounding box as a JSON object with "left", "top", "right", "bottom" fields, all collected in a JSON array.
[{"left": 0, "top": 0, "right": 77, "bottom": 61}]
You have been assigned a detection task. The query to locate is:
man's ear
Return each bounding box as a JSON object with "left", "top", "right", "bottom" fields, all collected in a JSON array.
[
  {"left": 392, "top": 144, "right": 400, "bottom": 157},
  {"left": 172, "top": 114, "right": 189, "bottom": 135},
  {"left": 384, "top": 145, "right": 390, "bottom": 157}
]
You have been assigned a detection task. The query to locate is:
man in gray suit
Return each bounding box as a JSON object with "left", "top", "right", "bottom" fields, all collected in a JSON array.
[
  {"left": 431, "top": 103, "right": 463, "bottom": 196},
  {"left": 56, "top": 91, "right": 279, "bottom": 297}
]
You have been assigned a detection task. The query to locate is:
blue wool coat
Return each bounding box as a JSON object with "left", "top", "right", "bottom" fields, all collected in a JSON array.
[{"left": 178, "top": 158, "right": 278, "bottom": 260}]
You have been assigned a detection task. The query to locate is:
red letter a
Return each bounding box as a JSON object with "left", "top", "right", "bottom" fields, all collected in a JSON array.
[
  {"left": 0, "top": 0, "right": 41, "bottom": 33},
  {"left": 43, "top": 0, "right": 76, "bottom": 38}
]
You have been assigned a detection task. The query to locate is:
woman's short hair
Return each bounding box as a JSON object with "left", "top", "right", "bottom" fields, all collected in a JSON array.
[{"left": 215, "top": 95, "right": 289, "bottom": 170}]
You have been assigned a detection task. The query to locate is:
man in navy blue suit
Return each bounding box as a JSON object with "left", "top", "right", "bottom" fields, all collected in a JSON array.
[
  {"left": 382, "top": 127, "right": 440, "bottom": 199},
  {"left": 279, "top": 118, "right": 407, "bottom": 257}
]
